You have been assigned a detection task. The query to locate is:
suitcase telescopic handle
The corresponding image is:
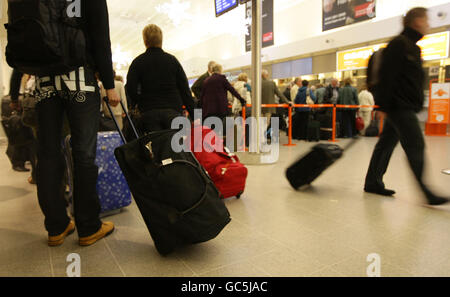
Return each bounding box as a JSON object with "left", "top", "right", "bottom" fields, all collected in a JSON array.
[{"left": 103, "top": 97, "right": 140, "bottom": 144}]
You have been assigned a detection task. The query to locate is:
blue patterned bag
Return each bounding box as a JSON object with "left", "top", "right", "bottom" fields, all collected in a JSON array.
[
  {"left": 64, "top": 132, "right": 132, "bottom": 216},
  {"left": 96, "top": 131, "right": 132, "bottom": 213}
]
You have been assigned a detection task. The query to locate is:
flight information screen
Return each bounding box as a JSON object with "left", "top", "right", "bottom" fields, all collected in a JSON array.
[{"left": 215, "top": 0, "right": 238, "bottom": 17}]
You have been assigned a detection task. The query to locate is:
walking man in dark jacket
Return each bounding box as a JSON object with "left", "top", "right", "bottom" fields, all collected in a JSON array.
[{"left": 364, "top": 7, "right": 448, "bottom": 206}]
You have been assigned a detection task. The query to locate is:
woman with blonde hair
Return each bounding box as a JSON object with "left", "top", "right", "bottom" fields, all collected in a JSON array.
[{"left": 232, "top": 73, "right": 250, "bottom": 115}]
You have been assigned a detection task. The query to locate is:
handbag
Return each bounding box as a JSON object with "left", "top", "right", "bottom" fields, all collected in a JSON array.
[{"left": 355, "top": 116, "right": 365, "bottom": 131}]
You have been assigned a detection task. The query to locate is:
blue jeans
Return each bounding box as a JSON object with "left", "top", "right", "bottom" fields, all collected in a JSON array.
[{"left": 35, "top": 67, "right": 102, "bottom": 237}]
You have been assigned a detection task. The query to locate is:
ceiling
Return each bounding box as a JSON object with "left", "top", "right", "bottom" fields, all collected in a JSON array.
[{"left": 107, "top": 0, "right": 305, "bottom": 69}]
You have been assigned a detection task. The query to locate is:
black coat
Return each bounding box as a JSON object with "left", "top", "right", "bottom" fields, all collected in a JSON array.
[
  {"left": 126, "top": 47, "right": 195, "bottom": 117},
  {"left": 375, "top": 27, "right": 425, "bottom": 112},
  {"left": 191, "top": 72, "right": 210, "bottom": 102}
]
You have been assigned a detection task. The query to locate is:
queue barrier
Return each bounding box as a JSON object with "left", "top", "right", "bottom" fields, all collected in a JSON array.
[{"left": 236, "top": 104, "right": 382, "bottom": 146}]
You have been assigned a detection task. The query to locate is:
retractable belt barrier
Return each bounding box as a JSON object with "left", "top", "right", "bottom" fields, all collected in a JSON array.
[{"left": 235, "top": 104, "right": 382, "bottom": 146}]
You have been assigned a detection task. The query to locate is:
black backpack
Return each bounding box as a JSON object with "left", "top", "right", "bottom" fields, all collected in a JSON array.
[
  {"left": 367, "top": 49, "right": 384, "bottom": 94},
  {"left": 5, "top": 0, "right": 87, "bottom": 76}
]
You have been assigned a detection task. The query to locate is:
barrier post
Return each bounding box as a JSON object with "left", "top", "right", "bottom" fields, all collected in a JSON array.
[
  {"left": 283, "top": 106, "right": 296, "bottom": 147},
  {"left": 242, "top": 106, "right": 248, "bottom": 152},
  {"left": 330, "top": 105, "right": 338, "bottom": 142},
  {"left": 378, "top": 112, "right": 384, "bottom": 136}
]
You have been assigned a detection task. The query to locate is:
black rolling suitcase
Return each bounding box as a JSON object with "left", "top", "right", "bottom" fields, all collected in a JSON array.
[
  {"left": 103, "top": 98, "right": 231, "bottom": 256},
  {"left": 286, "top": 140, "right": 357, "bottom": 190},
  {"left": 307, "top": 120, "right": 320, "bottom": 142}
]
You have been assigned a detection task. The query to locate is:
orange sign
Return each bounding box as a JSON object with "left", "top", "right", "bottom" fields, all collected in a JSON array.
[{"left": 429, "top": 83, "right": 450, "bottom": 124}]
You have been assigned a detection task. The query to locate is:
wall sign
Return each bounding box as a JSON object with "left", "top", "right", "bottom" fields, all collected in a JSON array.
[
  {"left": 323, "top": 0, "right": 376, "bottom": 32},
  {"left": 245, "top": 0, "right": 274, "bottom": 52}
]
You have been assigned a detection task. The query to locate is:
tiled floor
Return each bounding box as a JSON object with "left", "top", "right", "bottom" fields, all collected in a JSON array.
[{"left": 0, "top": 134, "right": 449, "bottom": 277}]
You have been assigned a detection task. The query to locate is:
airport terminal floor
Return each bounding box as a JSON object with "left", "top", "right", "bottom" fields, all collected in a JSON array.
[{"left": 1, "top": 134, "right": 449, "bottom": 277}]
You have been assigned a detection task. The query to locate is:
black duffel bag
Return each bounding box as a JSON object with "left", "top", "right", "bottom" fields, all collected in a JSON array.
[
  {"left": 104, "top": 99, "right": 231, "bottom": 256},
  {"left": 21, "top": 94, "right": 39, "bottom": 129},
  {"left": 2, "top": 112, "right": 34, "bottom": 146}
]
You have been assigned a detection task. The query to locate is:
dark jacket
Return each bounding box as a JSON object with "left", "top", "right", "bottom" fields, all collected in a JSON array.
[
  {"left": 126, "top": 47, "right": 195, "bottom": 117},
  {"left": 191, "top": 72, "right": 210, "bottom": 102},
  {"left": 323, "top": 85, "right": 339, "bottom": 104},
  {"left": 82, "top": 0, "right": 115, "bottom": 90},
  {"left": 295, "top": 86, "right": 317, "bottom": 112},
  {"left": 338, "top": 85, "right": 358, "bottom": 106},
  {"left": 200, "top": 73, "right": 245, "bottom": 118},
  {"left": 375, "top": 27, "right": 425, "bottom": 112},
  {"left": 261, "top": 78, "right": 290, "bottom": 114},
  {"left": 283, "top": 86, "right": 291, "bottom": 101}
]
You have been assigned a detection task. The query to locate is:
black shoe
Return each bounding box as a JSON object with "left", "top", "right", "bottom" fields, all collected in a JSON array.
[
  {"left": 364, "top": 187, "right": 396, "bottom": 196},
  {"left": 426, "top": 196, "right": 449, "bottom": 206},
  {"left": 13, "top": 166, "right": 30, "bottom": 172}
]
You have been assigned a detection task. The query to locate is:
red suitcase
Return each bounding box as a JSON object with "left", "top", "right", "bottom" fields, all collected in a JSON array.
[{"left": 190, "top": 126, "right": 248, "bottom": 199}]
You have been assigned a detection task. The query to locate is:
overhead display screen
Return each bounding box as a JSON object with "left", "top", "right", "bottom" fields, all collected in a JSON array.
[{"left": 215, "top": 0, "right": 238, "bottom": 17}]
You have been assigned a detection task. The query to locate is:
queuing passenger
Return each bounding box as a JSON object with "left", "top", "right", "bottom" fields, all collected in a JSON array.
[
  {"left": 261, "top": 70, "right": 292, "bottom": 130},
  {"left": 290, "top": 77, "right": 302, "bottom": 104},
  {"left": 100, "top": 71, "right": 128, "bottom": 130},
  {"left": 338, "top": 78, "right": 359, "bottom": 138},
  {"left": 126, "top": 24, "right": 195, "bottom": 132},
  {"left": 232, "top": 73, "right": 250, "bottom": 115},
  {"left": 191, "top": 61, "right": 217, "bottom": 106},
  {"left": 200, "top": 64, "right": 245, "bottom": 136},
  {"left": 4, "top": 71, "right": 38, "bottom": 184},
  {"left": 324, "top": 78, "right": 340, "bottom": 104},
  {"left": 315, "top": 84, "right": 326, "bottom": 104},
  {"left": 114, "top": 75, "right": 124, "bottom": 83},
  {"left": 7, "top": 69, "right": 28, "bottom": 173},
  {"left": 30, "top": 0, "right": 120, "bottom": 246},
  {"left": 283, "top": 81, "right": 293, "bottom": 101},
  {"left": 294, "top": 80, "right": 317, "bottom": 140},
  {"left": 364, "top": 7, "right": 448, "bottom": 205},
  {"left": 358, "top": 85, "right": 375, "bottom": 135}
]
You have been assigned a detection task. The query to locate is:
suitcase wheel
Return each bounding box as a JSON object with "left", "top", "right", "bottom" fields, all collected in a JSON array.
[{"left": 236, "top": 192, "right": 243, "bottom": 199}]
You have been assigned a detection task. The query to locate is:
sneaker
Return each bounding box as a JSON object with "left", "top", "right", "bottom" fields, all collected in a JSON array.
[
  {"left": 79, "top": 222, "right": 115, "bottom": 246},
  {"left": 48, "top": 220, "right": 76, "bottom": 247}
]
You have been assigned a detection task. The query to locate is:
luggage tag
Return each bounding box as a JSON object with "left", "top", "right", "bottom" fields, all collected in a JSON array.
[{"left": 162, "top": 159, "right": 173, "bottom": 166}]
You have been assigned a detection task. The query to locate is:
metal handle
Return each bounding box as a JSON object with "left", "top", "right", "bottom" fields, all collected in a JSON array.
[{"left": 102, "top": 97, "right": 139, "bottom": 144}]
